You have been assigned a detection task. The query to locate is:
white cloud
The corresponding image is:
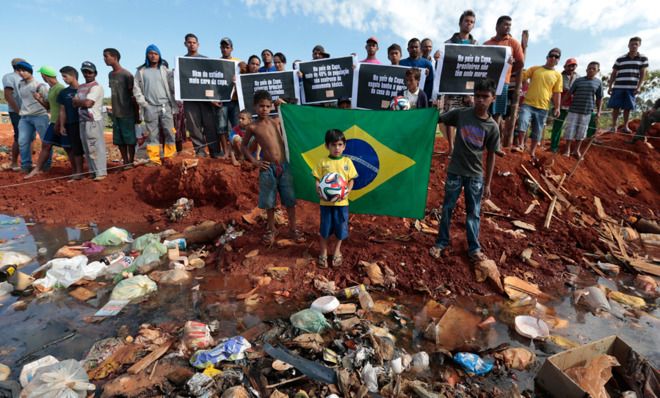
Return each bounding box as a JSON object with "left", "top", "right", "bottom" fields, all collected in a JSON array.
[
  {"left": 575, "top": 26, "right": 660, "bottom": 74},
  {"left": 243, "top": 0, "right": 656, "bottom": 43}
]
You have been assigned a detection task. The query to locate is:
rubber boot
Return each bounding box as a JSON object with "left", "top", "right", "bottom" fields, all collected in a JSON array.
[
  {"left": 163, "top": 143, "right": 177, "bottom": 159},
  {"left": 146, "top": 145, "right": 162, "bottom": 165}
]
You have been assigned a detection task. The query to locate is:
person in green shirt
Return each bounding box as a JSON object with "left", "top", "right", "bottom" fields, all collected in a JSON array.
[{"left": 25, "top": 66, "right": 69, "bottom": 179}]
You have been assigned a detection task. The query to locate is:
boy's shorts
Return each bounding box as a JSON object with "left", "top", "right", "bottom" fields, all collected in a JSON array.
[
  {"left": 564, "top": 112, "right": 591, "bottom": 141},
  {"left": 258, "top": 161, "right": 296, "bottom": 209},
  {"left": 112, "top": 117, "right": 137, "bottom": 145},
  {"left": 518, "top": 104, "right": 548, "bottom": 142},
  {"left": 42, "top": 123, "right": 71, "bottom": 148},
  {"left": 320, "top": 205, "right": 349, "bottom": 240},
  {"left": 607, "top": 88, "right": 636, "bottom": 110}
]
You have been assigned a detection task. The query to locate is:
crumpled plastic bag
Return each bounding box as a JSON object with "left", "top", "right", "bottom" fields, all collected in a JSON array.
[
  {"left": 109, "top": 275, "right": 157, "bottom": 301},
  {"left": 150, "top": 269, "right": 191, "bottom": 285},
  {"left": 91, "top": 227, "right": 133, "bottom": 246},
  {"left": 454, "top": 352, "right": 494, "bottom": 376},
  {"left": 183, "top": 321, "right": 213, "bottom": 351},
  {"left": 0, "top": 250, "right": 31, "bottom": 267},
  {"left": 190, "top": 336, "right": 251, "bottom": 369},
  {"left": 494, "top": 347, "right": 536, "bottom": 370},
  {"left": 21, "top": 359, "right": 95, "bottom": 398},
  {"left": 565, "top": 354, "right": 620, "bottom": 398},
  {"left": 132, "top": 233, "right": 164, "bottom": 253},
  {"left": 290, "top": 309, "right": 330, "bottom": 333},
  {"left": 132, "top": 242, "right": 166, "bottom": 269},
  {"left": 33, "top": 256, "right": 107, "bottom": 290}
]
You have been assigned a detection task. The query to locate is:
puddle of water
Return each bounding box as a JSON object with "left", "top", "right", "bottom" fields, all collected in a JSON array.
[{"left": 1, "top": 215, "right": 658, "bottom": 394}]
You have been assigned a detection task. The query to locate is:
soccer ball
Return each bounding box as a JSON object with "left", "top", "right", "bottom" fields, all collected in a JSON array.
[
  {"left": 390, "top": 96, "right": 410, "bottom": 111},
  {"left": 319, "top": 172, "right": 347, "bottom": 201}
]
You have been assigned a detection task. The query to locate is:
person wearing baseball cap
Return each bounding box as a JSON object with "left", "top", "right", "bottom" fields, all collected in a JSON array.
[
  {"left": 3, "top": 58, "right": 26, "bottom": 170},
  {"left": 15, "top": 60, "right": 51, "bottom": 173},
  {"left": 360, "top": 37, "right": 381, "bottom": 64},
  {"left": 73, "top": 60, "right": 107, "bottom": 180},
  {"left": 549, "top": 57, "right": 579, "bottom": 152},
  {"left": 218, "top": 36, "right": 241, "bottom": 159},
  {"left": 25, "top": 66, "right": 67, "bottom": 179}
]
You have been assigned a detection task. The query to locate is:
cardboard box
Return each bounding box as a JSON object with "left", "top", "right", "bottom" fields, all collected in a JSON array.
[{"left": 535, "top": 335, "right": 645, "bottom": 397}]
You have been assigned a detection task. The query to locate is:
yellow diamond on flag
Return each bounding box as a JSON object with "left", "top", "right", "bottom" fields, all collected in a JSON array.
[{"left": 301, "top": 124, "right": 416, "bottom": 201}]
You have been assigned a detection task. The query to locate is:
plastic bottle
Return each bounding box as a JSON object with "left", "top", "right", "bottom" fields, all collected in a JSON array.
[
  {"left": 338, "top": 284, "right": 367, "bottom": 299},
  {"left": 101, "top": 251, "right": 125, "bottom": 266},
  {"left": 358, "top": 290, "right": 374, "bottom": 310},
  {"left": 164, "top": 238, "right": 187, "bottom": 250},
  {"left": 0, "top": 265, "right": 17, "bottom": 283}
]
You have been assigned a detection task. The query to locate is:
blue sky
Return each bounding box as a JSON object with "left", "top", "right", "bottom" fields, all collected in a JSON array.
[{"left": 2, "top": 0, "right": 657, "bottom": 92}]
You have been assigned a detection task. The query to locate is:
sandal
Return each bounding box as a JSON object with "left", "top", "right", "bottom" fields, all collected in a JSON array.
[
  {"left": 262, "top": 229, "right": 277, "bottom": 245},
  {"left": 332, "top": 254, "right": 343, "bottom": 267},
  {"left": 290, "top": 229, "right": 306, "bottom": 243},
  {"left": 317, "top": 255, "right": 328, "bottom": 269}
]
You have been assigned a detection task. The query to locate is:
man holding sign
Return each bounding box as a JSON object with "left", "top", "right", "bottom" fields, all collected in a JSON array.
[{"left": 400, "top": 38, "right": 434, "bottom": 100}]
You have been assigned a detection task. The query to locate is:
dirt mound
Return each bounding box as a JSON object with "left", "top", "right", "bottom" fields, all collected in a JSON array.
[{"left": 135, "top": 162, "right": 238, "bottom": 209}]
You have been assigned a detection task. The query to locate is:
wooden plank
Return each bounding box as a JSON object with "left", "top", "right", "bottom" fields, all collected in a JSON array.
[
  {"left": 521, "top": 165, "right": 552, "bottom": 200},
  {"left": 540, "top": 175, "right": 570, "bottom": 206},
  {"left": 127, "top": 340, "right": 172, "bottom": 375},
  {"left": 628, "top": 259, "right": 660, "bottom": 277},
  {"left": 594, "top": 196, "right": 608, "bottom": 220}
]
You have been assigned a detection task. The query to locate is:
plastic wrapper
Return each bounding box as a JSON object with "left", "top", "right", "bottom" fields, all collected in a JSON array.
[
  {"left": 454, "top": 352, "right": 494, "bottom": 376},
  {"left": 109, "top": 275, "right": 157, "bottom": 301},
  {"left": 290, "top": 309, "right": 330, "bottom": 333},
  {"left": 21, "top": 359, "right": 95, "bottom": 398},
  {"left": 183, "top": 321, "right": 213, "bottom": 350},
  {"left": 190, "top": 336, "right": 251, "bottom": 369},
  {"left": 91, "top": 227, "right": 132, "bottom": 246}
]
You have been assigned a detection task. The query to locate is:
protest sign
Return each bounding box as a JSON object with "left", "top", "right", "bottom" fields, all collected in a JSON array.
[
  {"left": 351, "top": 63, "right": 427, "bottom": 110},
  {"left": 432, "top": 44, "right": 511, "bottom": 97},
  {"left": 237, "top": 71, "right": 300, "bottom": 116},
  {"left": 296, "top": 56, "right": 354, "bottom": 104},
  {"left": 174, "top": 56, "right": 238, "bottom": 101}
]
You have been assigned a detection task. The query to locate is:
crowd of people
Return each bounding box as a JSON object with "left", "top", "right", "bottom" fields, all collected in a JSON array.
[{"left": 2, "top": 10, "right": 655, "bottom": 265}]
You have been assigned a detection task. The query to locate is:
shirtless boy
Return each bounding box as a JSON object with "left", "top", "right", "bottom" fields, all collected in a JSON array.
[{"left": 241, "top": 90, "right": 304, "bottom": 245}]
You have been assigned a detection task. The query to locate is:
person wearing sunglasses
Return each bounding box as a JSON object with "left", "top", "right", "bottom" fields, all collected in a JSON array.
[{"left": 514, "top": 48, "right": 563, "bottom": 160}]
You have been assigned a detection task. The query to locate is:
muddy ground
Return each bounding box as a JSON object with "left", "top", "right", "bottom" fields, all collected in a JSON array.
[{"left": 0, "top": 122, "right": 658, "bottom": 301}]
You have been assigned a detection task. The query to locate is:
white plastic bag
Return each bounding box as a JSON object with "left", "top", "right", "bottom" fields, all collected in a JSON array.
[
  {"left": 110, "top": 275, "right": 157, "bottom": 301},
  {"left": 33, "top": 255, "right": 105, "bottom": 290},
  {"left": 21, "top": 359, "right": 95, "bottom": 398},
  {"left": 0, "top": 250, "right": 32, "bottom": 267}
]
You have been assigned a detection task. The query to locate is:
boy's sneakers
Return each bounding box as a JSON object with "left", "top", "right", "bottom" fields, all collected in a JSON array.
[
  {"left": 93, "top": 175, "right": 106, "bottom": 182},
  {"left": 429, "top": 246, "right": 449, "bottom": 259}
]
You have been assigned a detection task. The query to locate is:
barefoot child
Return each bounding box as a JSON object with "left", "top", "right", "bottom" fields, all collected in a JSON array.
[
  {"left": 229, "top": 110, "right": 254, "bottom": 165},
  {"left": 313, "top": 129, "right": 358, "bottom": 268},
  {"left": 241, "top": 90, "right": 304, "bottom": 245},
  {"left": 563, "top": 61, "right": 603, "bottom": 158}
]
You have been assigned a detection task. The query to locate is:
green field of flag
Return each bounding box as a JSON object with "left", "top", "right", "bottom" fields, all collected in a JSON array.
[{"left": 280, "top": 104, "right": 437, "bottom": 219}]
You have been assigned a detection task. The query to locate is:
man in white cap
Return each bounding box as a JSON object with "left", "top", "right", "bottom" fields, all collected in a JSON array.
[{"left": 73, "top": 61, "right": 107, "bottom": 180}]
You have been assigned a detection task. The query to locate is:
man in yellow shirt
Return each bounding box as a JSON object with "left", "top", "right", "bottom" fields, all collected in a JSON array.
[{"left": 514, "top": 48, "right": 562, "bottom": 159}]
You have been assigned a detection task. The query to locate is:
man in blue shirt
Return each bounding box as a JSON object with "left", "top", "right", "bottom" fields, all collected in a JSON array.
[{"left": 399, "top": 38, "right": 434, "bottom": 100}]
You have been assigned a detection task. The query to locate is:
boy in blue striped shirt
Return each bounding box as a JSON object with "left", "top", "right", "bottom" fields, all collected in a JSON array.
[{"left": 563, "top": 61, "right": 603, "bottom": 158}]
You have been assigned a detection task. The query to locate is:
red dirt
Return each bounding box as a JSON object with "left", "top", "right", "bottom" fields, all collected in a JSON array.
[{"left": 1, "top": 122, "right": 658, "bottom": 299}]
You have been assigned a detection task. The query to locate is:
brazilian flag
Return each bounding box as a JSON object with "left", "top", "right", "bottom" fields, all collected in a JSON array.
[{"left": 280, "top": 104, "right": 437, "bottom": 219}]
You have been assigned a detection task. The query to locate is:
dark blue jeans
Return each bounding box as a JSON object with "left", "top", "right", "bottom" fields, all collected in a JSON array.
[{"left": 435, "top": 173, "right": 483, "bottom": 255}]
